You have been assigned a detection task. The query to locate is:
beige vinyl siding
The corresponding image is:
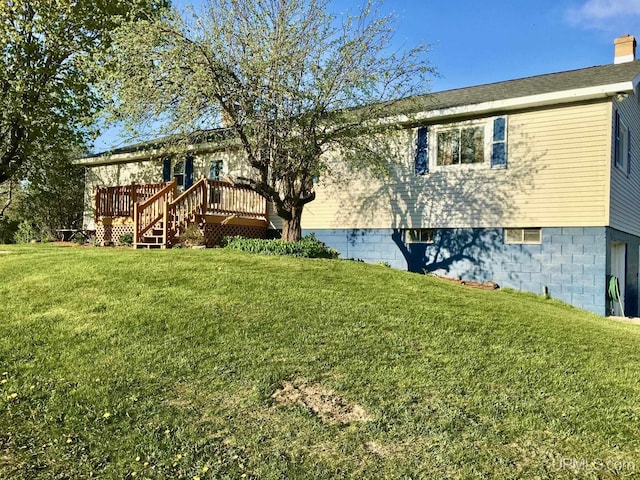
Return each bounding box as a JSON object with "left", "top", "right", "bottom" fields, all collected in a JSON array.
[
  {"left": 303, "top": 102, "right": 611, "bottom": 230},
  {"left": 83, "top": 161, "right": 163, "bottom": 229},
  {"left": 83, "top": 148, "right": 256, "bottom": 229},
  {"left": 610, "top": 94, "right": 640, "bottom": 236}
]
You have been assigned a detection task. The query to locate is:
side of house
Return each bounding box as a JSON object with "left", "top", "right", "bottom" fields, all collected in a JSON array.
[
  {"left": 605, "top": 92, "right": 640, "bottom": 316},
  {"left": 301, "top": 100, "right": 613, "bottom": 315},
  {"left": 297, "top": 41, "right": 640, "bottom": 317},
  {"left": 80, "top": 36, "right": 640, "bottom": 316}
]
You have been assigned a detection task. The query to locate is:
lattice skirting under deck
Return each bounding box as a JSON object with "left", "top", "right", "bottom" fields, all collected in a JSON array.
[
  {"left": 204, "top": 224, "right": 266, "bottom": 247},
  {"left": 95, "top": 225, "right": 134, "bottom": 245}
]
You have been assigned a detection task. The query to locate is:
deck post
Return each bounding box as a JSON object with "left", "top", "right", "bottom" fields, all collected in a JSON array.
[
  {"left": 133, "top": 202, "right": 139, "bottom": 245},
  {"left": 162, "top": 199, "right": 169, "bottom": 249},
  {"left": 93, "top": 185, "right": 98, "bottom": 223},
  {"left": 202, "top": 177, "right": 208, "bottom": 215},
  {"left": 130, "top": 182, "right": 137, "bottom": 211}
]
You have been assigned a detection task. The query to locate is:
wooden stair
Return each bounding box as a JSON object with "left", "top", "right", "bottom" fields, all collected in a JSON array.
[{"left": 135, "top": 225, "right": 165, "bottom": 249}]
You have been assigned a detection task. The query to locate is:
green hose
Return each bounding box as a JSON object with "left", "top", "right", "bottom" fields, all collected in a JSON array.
[{"left": 608, "top": 275, "right": 625, "bottom": 317}]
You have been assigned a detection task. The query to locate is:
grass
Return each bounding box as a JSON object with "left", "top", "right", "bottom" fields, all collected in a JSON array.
[{"left": 1, "top": 244, "right": 639, "bottom": 479}]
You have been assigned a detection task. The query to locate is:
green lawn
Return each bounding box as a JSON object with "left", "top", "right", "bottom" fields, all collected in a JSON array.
[{"left": 1, "top": 244, "right": 639, "bottom": 479}]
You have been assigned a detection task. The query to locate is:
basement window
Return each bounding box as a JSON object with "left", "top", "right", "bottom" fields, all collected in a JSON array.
[
  {"left": 406, "top": 228, "right": 434, "bottom": 244},
  {"left": 504, "top": 228, "right": 541, "bottom": 244}
]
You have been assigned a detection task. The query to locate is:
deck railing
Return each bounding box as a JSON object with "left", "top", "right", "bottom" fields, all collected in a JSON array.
[
  {"left": 96, "top": 178, "right": 268, "bottom": 247},
  {"left": 206, "top": 180, "right": 267, "bottom": 219},
  {"left": 95, "top": 182, "right": 169, "bottom": 218},
  {"left": 133, "top": 180, "right": 177, "bottom": 244},
  {"left": 166, "top": 177, "right": 208, "bottom": 243}
]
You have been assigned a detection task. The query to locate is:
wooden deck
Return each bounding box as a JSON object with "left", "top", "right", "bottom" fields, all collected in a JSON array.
[{"left": 94, "top": 178, "right": 268, "bottom": 248}]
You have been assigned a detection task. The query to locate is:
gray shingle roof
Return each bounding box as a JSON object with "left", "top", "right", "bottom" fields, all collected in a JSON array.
[
  {"left": 401, "top": 59, "right": 640, "bottom": 113},
  {"left": 87, "top": 60, "right": 640, "bottom": 159}
]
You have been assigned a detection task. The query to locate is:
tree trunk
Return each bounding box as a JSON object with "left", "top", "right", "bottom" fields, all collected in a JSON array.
[{"left": 281, "top": 205, "right": 303, "bottom": 242}]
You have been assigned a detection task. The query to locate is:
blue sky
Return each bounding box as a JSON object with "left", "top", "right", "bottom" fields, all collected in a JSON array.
[{"left": 93, "top": 0, "right": 640, "bottom": 152}]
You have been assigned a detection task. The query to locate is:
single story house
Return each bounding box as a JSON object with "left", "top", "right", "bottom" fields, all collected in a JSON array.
[{"left": 79, "top": 34, "right": 640, "bottom": 317}]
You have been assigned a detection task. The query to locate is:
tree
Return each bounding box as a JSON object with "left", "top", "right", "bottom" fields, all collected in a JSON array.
[
  {"left": 103, "top": 0, "right": 434, "bottom": 241},
  {"left": 7, "top": 150, "right": 86, "bottom": 242},
  {"left": 0, "top": 0, "right": 168, "bottom": 215}
]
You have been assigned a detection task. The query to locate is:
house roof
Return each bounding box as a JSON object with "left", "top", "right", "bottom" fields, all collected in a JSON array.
[
  {"left": 81, "top": 59, "right": 640, "bottom": 164},
  {"left": 400, "top": 59, "right": 640, "bottom": 113}
]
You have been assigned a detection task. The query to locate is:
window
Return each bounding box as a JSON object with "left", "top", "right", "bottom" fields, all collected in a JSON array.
[
  {"left": 173, "top": 160, "right": 185, "bottom": 188},
  {"left": 406, "top": 228, "right": 434, "bottom": 244},
  {"left": 614, "top": 110, "right": 631, "bottom": 173},
  {"left": 436, "top": 126, "right": 484, "bottom": 166},
  {"left": 415, "top": 116, "right": 507, "bottom": 174},
  {"left": 209, "top": 160, "right": 223, "bottom": 180},
  {"left": 504, "top": 228, "right": 541, "bottom": 244}
]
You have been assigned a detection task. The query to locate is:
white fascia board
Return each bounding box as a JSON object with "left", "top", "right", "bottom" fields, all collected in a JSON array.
[{"left": 400, "top": 81, "right": 634, "bottom": 124}]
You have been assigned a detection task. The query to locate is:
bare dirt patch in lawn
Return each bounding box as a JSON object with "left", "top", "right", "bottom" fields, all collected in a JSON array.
[
  {"left": 272, "top": 378, "right": 372, "bottom": 424},
  {"left": 363, "top": 441, "right": 394, "bottom": 458},
  {"left": 0, "top": 251, "right": 11, "bottom": 255}
]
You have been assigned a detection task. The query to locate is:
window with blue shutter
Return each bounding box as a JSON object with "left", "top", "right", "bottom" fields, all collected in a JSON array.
[
  {"left": 614, "top": 110, "right": 621, "bottom": 168},
  {"left": 491, "top": 117, "right": 507, "bottom": 168},
  {"left": 415, "top": 126, "right": 429, "bottom": 175},
  {"left": 628, "top": 126, "right": 632, "bottom": 175},
  {"left": 185, "top": 155, "right": 194, "bottom": 188},
  {"left": 614, "top": 110, "right": 630, "bottom": 173},
  {"left": 162, "top": 158, "right": 172, "bottom": 182}
]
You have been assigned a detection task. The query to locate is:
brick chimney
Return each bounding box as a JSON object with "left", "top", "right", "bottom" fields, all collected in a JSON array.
[{"left": 614, "top": 34, "right": 636, "bottom": 64}]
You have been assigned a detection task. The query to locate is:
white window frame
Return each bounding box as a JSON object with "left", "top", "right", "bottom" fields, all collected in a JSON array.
[
  {"left": 504, "top": 228, "right": 541, "bottom": 245},
  {"left": 405, "top": 228, "right": 435, "bottom": 244},
  {"left": 429, "top": 118, "right": 494, "bottom": 172},
  {"left": 173, "top": 160, "right": 185, "bottom": 190},
  {"left": 209, "top": 160, "right": 223, "bottom": 180}
]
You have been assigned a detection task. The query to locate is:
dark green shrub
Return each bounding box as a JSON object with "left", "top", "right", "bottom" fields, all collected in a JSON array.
[
  {"left": 118, "top": 232, "right": 133, "bottom": 246},
  {"left": 0, "top": 218, "right": 19, "bottom": 244},
  {"left": 222, "top": 233, "right": 338, "bottom": 259}
]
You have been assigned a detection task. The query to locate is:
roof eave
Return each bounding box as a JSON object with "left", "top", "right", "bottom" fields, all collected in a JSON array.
[
  {"left": 77, "top": 80, "right": 637, "bottom": 166},
  {"left": 398, "top": 81, "right": 635, "bottom": 125},
  {"left": 75, "top": 140, "right": 235, "bottom": 166}
]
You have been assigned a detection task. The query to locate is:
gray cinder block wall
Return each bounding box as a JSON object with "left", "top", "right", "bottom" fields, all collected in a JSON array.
[{"left": 305, "top": 227, "right": 611, "bottom": 316}]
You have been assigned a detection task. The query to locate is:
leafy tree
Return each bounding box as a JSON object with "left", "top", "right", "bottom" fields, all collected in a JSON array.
[
  {"left": 0, "top": 0, "right": 168, "bottom": 215},
  {"left": 103, "top": 0, "right": 434, "bottom": 241},
  {"left": 7, "top": 153, "right": 85, "bottom": 242}
]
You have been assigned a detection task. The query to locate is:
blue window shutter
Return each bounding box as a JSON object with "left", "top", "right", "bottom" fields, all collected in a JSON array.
[
  {"left": 415, "top": 127, "right": 429, "bottom": 175},
  {"left": 627, "top": 126, "right": 632, "bottom": 175},
  {"left": 614, "top": 110, "right": 621, "bottom": 167},
  {"left": 493, "top": 117, "right": 505, "bottom": 142},
  {"left": 185, "top": 156, "right": 194, "bottom": 188},
  {"left": 162, "top": 158, "right": 171, "bottom": 182},
  {"left": 491, "top": 117, "right": 507, "bottom": 167}
]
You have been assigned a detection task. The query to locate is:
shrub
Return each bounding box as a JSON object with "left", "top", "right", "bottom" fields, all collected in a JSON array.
[
  {"left": 222, "top": 233, "right": 338, "bottom": 259},
  {"left": 118, "top": 232, "right": 133, "bottom": 246},
  {"left": 0, "top": 218, "right": 19, "bottom": 244},
  {"left": 176, "top": 224, "right": 205, "bottom": 247},
  {"left": 13, "top": 221, "right": 37, "bottom": 244}
]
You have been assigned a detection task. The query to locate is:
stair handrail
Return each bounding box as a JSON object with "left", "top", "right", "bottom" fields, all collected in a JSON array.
[
  {"left": 134, "top": 179, "right": 177, "bottom": 244},
  {"left": 165, "top": 176, "right": 208, "bottom": 245}
]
